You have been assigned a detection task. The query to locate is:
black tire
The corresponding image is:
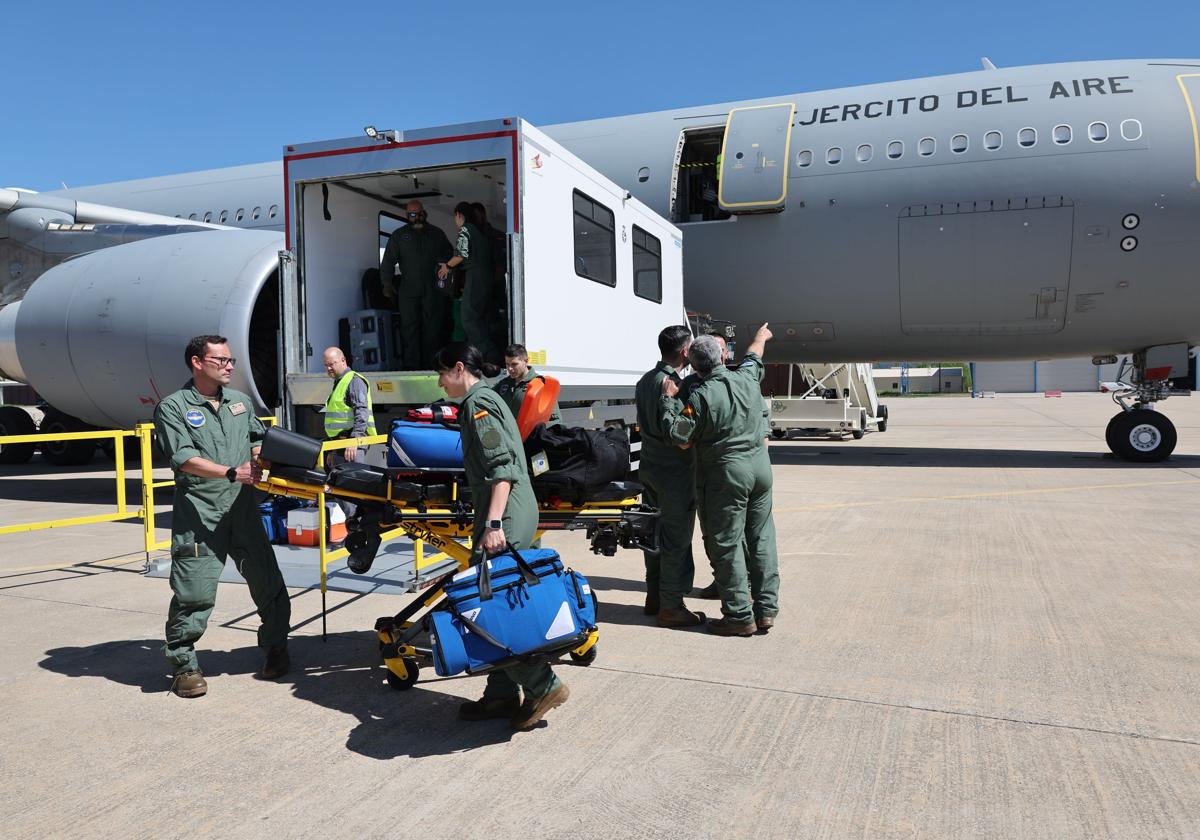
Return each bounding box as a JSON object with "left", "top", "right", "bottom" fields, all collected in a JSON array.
[
  {"left": 1108, "top": 409, "right": 1176, "bottom": 463},
  {"left": 39, "top": 412, "right": 96, "bottom": 467},
  {"left": 878, "top": 404, "right": 888, "bottom": 433},
  {"left": 851, "top": 429, "right": 865, "bottom": 440},
  {"left": 771, "top": 429, "right": 786, "bottom": 440},
  {"left": 569, "top": 646, "right": 598, "bottom": 666},
  {"left": 99, "top": 436, "right": 142, "bottom": 463},
  {"left": 384, "top": 657, "right": 420, "bottom": 690},
  {"left": 0, "top": 406, "right": 37, "bottom": 464}
]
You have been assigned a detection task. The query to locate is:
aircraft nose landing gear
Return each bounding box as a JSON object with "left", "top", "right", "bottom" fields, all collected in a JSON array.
[{"left": 1101, "top": 348, "right": 1189, "bottom": 462}]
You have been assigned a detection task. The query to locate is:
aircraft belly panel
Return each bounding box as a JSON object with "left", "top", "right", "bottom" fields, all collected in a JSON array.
[{"left": 899, "top": 203, "right": 1073, "bottom": 337}]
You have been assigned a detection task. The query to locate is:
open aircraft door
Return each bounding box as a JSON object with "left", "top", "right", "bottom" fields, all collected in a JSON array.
[{"left": 717, "top": 103, "right": 795, "bottom": 214}]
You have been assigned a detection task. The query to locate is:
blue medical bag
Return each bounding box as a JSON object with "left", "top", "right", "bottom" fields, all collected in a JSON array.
[
  {"left": 388, "top": 420, "right": 464, "bottom": 469},
  {"left": 258, "top": 497, "right": 302, "bottom": 545},
  {"left": 428, "top": 548, "right": 596, "bottom": 677}
]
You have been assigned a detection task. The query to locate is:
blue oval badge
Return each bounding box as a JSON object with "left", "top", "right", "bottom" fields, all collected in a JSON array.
[{"left": 185, "top": 409, "right": 205, "bottom": 428}]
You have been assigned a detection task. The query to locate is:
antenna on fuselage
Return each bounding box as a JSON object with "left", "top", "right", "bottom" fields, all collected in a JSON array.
[{"left": 980, "top": 57, "right": 997, "bottom": 70}]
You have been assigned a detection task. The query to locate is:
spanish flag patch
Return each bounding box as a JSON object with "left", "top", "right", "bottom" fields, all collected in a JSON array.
[
  {"left": 683, "top": 406, "right": 694, "bottom": 416},
  {"left": 473, "top": 410, "right": 489, "bottom": 420}
]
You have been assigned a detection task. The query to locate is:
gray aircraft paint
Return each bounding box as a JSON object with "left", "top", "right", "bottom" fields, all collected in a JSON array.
[{"left": 3, "top": 58, "right": 1198, "bottom": 398}]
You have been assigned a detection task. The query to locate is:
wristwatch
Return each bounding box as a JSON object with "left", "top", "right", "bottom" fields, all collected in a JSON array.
[
  {"left": 485, "top": 519, "right": 503, "bottom": 530},
  {"left": 225, "top": 467, "right": 237, "bottom": 482}
]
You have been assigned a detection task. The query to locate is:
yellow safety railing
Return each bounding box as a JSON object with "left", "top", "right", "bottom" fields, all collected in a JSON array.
[{"left": 0, "top": 428, "right": 140, "bottom": 536}]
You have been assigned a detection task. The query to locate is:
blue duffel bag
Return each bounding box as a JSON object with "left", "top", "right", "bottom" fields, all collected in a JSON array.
[{"left": 428, "top": 547, "right": 597, "bottom": 677}]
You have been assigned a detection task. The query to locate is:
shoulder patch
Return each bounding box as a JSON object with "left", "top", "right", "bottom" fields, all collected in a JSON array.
[
  {"left": 683, "top": 406, "right": 694, "bottom": 416},
  {"left": 473, "top": 409, "right": 489, "bottom": 420},
  {"left": 481, "top": 429, "right": 502, "bottom": 449},
  {"left": 185, "top": 409, "right": 205, "bottom": 428}
]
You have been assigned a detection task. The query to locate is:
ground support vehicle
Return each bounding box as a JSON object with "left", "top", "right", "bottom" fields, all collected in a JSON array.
[{"left": 767, "top": 362, "right": 887, "bottom": 440}]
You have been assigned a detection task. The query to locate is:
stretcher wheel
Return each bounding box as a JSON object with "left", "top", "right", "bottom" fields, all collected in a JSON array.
[
  {"left": 385, "top": 657, "right": 420, "bottom": 690},
  {"left": 569, "top": 646, "right": 598, "bottom": 666}
]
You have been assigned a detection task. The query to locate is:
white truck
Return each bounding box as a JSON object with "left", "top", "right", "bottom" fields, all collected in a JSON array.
[{"left": 278, "top": 118, "right": 684, "bottom": 433}]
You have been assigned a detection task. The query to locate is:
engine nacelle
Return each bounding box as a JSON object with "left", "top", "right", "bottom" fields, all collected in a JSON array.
[{"left": 3, "top": 229, "right": 285, "bottom": 428}]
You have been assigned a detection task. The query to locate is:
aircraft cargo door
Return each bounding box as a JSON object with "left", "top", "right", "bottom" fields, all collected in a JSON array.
[{"left": 718, "top": 103, "right": 795, "bottom": 213}]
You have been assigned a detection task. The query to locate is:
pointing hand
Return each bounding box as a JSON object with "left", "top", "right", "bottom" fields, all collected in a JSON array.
[{"left": 756, "top": 322, "right": 773, "bottom": 342}]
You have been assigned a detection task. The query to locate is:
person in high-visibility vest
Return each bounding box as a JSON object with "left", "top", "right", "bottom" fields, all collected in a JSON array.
[{"left": 322, "top": 347, "right": 376, "bottom": 530}]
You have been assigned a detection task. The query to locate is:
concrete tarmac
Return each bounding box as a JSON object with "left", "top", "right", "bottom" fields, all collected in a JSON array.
[{"left": 2, "top": 393, "right": 1199, "bottom": 839}]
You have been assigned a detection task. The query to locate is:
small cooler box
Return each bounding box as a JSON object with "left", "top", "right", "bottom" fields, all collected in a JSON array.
[
  {"left": 388, "top": 420, "right": 464, "bottom": 468},
  {"left": 286, "top": 504, "right": 347, "bottom": 547}
]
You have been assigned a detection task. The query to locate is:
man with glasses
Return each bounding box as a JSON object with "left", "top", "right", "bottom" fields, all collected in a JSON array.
[
  {"left": 379, "top": 200, "right": 453, "bottom": 369},
  {"left": 153, "top": 335, "right": 291, "bottom": 697}
]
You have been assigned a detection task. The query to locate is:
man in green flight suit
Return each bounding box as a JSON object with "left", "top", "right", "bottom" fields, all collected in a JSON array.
[
  {"left": 495, "top": 343, "right": 562, "bottom": 426},
  {"left": 635, "top": 325, "right": 704, "bottom": 628},
  {"left": 661, "top": 324, "right": 780, "bottom": 636},
  {"left": 380, "top": 200, "right": 453, "bottom": 369},
  {"left": 153, "top": 335, "right": 291, "bottom": 697}
]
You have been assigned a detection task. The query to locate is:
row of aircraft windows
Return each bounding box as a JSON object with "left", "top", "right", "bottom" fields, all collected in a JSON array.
[
  {"left": 174, "top": 205, "right": 279, "bottom": 223},
  {"left": 796, "top": 119, "right": 1144, "bottom": 167}
]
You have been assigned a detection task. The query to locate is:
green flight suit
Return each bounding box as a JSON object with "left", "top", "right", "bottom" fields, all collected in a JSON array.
[
  {"left": 459, "top": 380, "right": 559, "bottom": 701},
  {"left": 635, "top": 361, "right": 696, "bottom": 610},
  {"left": 494, "top": 366, "right": 562, "bottom": 427},
  {"left": 153, "top": 383, "right": 291, "bottom": 674},
  {"left": 380, "top": 222, "right": 454, "bottom": 369},
  {"left": 455, "top": 222, "right": 498, "bottom": 359},
  {"left": 662, "top": 353, "right": 779, "bottom": 624}
]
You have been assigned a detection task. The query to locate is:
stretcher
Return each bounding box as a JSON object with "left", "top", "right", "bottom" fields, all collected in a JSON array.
[{"left": 255, "top": 459, "right": 657, "bottom": 690}]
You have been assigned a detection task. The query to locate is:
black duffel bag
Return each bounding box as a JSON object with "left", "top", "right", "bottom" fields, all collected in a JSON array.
[{"left": 523, "top": 424, "right": 631, "bottom": 504}]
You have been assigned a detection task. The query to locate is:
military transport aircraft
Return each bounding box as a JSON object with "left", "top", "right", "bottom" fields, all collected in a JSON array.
[{"left": 1, "top": 57, "right": 1198, "bottom": 461}]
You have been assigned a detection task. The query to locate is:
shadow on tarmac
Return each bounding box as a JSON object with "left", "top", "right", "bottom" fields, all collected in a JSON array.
[
  {"left": 767, "top": 443, "right": 1200, "bottom": 469},
  {"left": 38, "top": 633, "right": 523, "bottom": 758}
]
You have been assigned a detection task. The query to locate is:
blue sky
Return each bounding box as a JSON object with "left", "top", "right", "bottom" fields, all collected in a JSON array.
[{"left": 4, "top": 1, "right": 1197, "bottom": 191}]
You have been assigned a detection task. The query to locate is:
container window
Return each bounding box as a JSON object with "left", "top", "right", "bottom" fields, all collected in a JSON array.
[
  {"left": 887, "top": 141, "right": 903, "bottom": 159},
  {"left": 826, "top": 147, "right": 842, "bottom": 165},
  {"left": 573, "top": 189, "right": 616, "bottom": 287},
  {"left": 951, "top": 134, "right": 968, "bottom": 153},
  {"left": 984, "top": 131, "right": 1002, "bottom": 150},
  {"left": 1053, "top": 124, "right": 1072, "bottom": 144},
  {"left": 796, "top": 149, "right": 813, "bottom": 167},
  {"left": 1089, "top": 121, "right": 1109, "bottom": 142},
  {"left": 1120, "top": 119, "right": 1143, "bottom": 141},
  {"left": 632, "top": 225, "right": 662, "bottom": 303},
  {"left": 856, "top": 144, "right": 873, "bottom": 162},
  {"left": 1018, "top": 127, "right": 1037, "bottom": 147},
  {"left": 918, "top": 137, "right": 935, "bottom": 157}
]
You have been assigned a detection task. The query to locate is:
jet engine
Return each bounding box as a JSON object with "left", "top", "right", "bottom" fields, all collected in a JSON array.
[{"left": 0, "top": 229, "right": 285, "bottom": 429}]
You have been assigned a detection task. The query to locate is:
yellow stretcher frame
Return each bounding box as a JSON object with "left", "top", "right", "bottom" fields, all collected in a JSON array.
[{"left": 255, "top": 468, "right": 645, "bottom": 686}]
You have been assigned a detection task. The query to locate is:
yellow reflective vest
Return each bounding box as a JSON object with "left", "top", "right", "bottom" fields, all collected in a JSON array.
[{"left": 324, "top": 370, "right": 376, "bottom": 439}]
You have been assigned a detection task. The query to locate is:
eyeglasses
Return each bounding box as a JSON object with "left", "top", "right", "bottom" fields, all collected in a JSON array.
[
  {"left": 204, "top": 356, "right": 237, "bottom": 368},
  {"left": 406, "top": 211, "right": 420, "bottom": 218}
]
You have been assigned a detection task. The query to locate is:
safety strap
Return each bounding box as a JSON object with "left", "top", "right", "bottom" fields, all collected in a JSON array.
[
  {"left": 475, "top": 542, "right": 541, "bottom": 602},
  {"left": 451, "top": 607, "right": 512, "bottom": 654}
]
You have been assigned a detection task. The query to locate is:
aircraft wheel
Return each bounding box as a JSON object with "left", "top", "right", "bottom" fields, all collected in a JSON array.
[
  {"left": 1108, "top": 409, "right": 1176, "bottom": 463},
  {"left": 877, "top": 405, "right": 888, "bottom": 433},
  {"left": 39, "top": 411, "right": 96, "bottom": 467},
  {"left": 0, "top": 406, "right": 36, "bottom": 464}
]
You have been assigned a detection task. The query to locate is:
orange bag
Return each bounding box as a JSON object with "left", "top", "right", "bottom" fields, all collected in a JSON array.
[{"left": 516, "top": 375, "right": 561, "bottom": 441}]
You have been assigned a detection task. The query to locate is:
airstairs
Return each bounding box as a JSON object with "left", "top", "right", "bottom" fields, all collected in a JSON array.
[{"left": 766, "top": 362, "right": 887, "bottom": 440}]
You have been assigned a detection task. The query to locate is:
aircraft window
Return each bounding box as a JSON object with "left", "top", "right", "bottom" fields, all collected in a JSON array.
[
  {"left": 235, "top": 208, "right": 245, "bottom": 222},
  {"left": 174, "top": 214, "right": 181, "bottom": 219},
  {"left": 918, "top": 137, "right": 935, "bottom": 157},
  {"left": 1018, "top": 128, "right": 1037, "bottom": 147},
  {"left": 1053, "top": 124, "right": 1072, "bottom": 145},
  {"left": 268, "top": 205, "right": 278, "bottom": 219},
  {"left": 796, "top": 150, "right": 813, "bottom": 167},
  {"left": 826, "top": 147, "right": 842, "bottom": 165},
  {"left": 573, "top": 189, "right": 616, "bottom": 287},
  {"left": 856, "top": 144, "right": 873, "bottom": 163},
  {"left": 632, "top": 225, "right": 662, "bottom": 303},
  {"left": 1089, "top": 121, "right": 1109, "bottom": 142},
  {"left": 1120, "top": 119, "right": 1143, "bottom": 141},
  {"left": 951, "top": 134, "right": 968, "bottom": 154},
  {"left": 203, "top": 211, "right": 213, "bottom": 223},
  {"left": 251, "top": 206, "right": 262, "bottom": 220},
  {"left": 188, "top": 213, "right": 197, "bottom": 220},
  {"left": 984, "top": 131, "right": 1002, "bottom": 150},
  {"left": 218, "top": 210, "right": 228, "bottom": 223},
  {"left": 887, "top": 141, "right": 903, "bottom": 159}
]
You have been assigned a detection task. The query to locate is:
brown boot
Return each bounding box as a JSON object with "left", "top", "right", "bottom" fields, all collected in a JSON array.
[
  {"left": 260, "top": 647, "right": 290, "bottom": 680},
  {"left": 459, "top": 695, "right": 521, "bottom": 721},
  {"left": 706, "top": 617, "right": 757, "bottom": 637},
  {"left": 170, "top": 669, "right": 207, "bottom": 698},
  {"left": 657, "top": 607, "right": 706, "bottom": 628},
  {"left": 756, "top": 615, "right": 776, "bottom": 631},
  {"left": 511, "top": 682, "right": 571, "bottom": 731},
  {"left": 694, "top": 581, "right": 720, "bottom": 600}
]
